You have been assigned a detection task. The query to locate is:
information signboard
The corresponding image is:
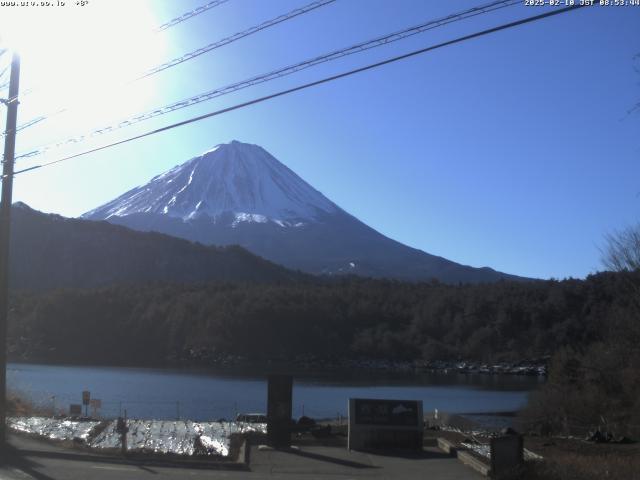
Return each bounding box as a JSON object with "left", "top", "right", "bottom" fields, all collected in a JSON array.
[
  {"left": 353, "top": 399, "right": 420, "bottom": 426},
  {"left": 348, "top": 398, "right": 423, "bottom": 451},
  {"left": 69, "top": 404, "right": 82, "bottom": 415}
]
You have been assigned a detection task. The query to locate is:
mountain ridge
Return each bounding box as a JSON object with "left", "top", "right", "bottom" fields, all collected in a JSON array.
[
  {"left": 84, "top": 140, "right": 339, "bottom": 226},
  {"left": 9, "top": 202, "right": 308, "bottom": 291},
  {"left": 83, "top": 140, "right": 526, "bottom": 284}
]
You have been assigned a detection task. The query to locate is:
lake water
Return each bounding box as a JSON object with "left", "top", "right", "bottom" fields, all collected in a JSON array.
[{"left": 7, "top": 363, "right": 543, "bottom": 421}]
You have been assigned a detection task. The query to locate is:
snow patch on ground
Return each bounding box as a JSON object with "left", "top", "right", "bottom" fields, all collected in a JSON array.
[
  {"left": 460, "top": 442, "right": 543, "bottom": 461},
  {"left": 9, "top": 417, "right": 266, "bottom": 457},
  {"left": 8, "top": 417, "right": 99, "bottom": 442},
  {"left": 232, "top": 212, "right": 268, "bottom": 227}
]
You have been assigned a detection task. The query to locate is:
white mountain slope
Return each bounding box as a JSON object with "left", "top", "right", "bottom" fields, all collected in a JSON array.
[
  {"left": 83, "top": 140, "right": 523, "bottom": 283},
  {"left": 84, "top": 141, "right": 338, "bottom": 227}
]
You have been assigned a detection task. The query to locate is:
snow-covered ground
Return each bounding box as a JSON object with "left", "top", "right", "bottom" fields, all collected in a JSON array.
[
  {"left": 461, "top": 442, "right": 543, "bottom": 461},
  {"left": 8, "top": 417, "right": 266, "bottom": 457},
  {"left": 8, "top": 417, "right": 100, "bottom": 442}
]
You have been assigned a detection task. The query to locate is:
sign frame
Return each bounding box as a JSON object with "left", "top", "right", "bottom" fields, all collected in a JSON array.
[
  {"left": 69, "top": 404, "right": 82, "bottom": 416},
  {"left": 348, "top": 398, "right": 423, "bottom": 451}
]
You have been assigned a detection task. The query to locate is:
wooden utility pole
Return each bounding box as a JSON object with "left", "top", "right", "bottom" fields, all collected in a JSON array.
[{"left": 0, "top": 51, "right": 20, "bottom": 448}]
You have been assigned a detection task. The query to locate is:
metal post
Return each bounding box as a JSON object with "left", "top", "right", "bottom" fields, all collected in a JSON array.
[
  {"left": 0, "top": 52, "right": 20, "bottom": 448},
  {"left": 267, "top": 374, "right": 293, "bottom": 448},
  {"left": 121, "top": 409, "right": 128, "bottom": 455}
]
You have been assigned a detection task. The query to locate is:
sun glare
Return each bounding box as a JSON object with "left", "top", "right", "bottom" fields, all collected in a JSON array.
[{"left": 0, "top": 0, "right": 166, "bottom": 136}]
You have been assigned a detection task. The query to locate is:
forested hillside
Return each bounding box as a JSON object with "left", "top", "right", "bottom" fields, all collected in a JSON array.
[
  {"left": 8, "top": 271, "right": 638, "bottom": 367},
  {"left": 9, "top": 203, "right": 308, "bottom": 290}
]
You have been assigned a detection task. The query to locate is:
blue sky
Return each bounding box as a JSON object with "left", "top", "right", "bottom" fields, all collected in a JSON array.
[{"left": 1, "top": 0, "right": 639, "bottom": 280}]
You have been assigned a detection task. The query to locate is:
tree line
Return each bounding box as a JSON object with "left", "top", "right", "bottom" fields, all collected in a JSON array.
[{"left": 7, "top": 270, "right": 638, "bottom": 368}]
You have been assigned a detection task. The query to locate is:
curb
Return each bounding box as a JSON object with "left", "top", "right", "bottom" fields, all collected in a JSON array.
[
  {"left": 436, "top": 437, "right": 456, "bottom": 454},
  {"left": 8, "top": 433, "right": 250, "bottom": 472},
  {"left": 238, "top": 439, "right": 250, "bottom": 467},
  {"left": 457, "top": 450, "right": 491, "bottom": 476},
  {"left": 14, "top": 447, "right": 251, "bottom": 471},
  {"left": 436, "top": 437, "right": 490, "bottom": 477}
]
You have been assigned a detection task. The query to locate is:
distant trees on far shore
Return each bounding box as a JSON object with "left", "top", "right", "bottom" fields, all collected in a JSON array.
[
  {"left": 8, "top": 264, "right": 640, "bottom": 437},
  {"left": 7, "top": 270, "right": 638, "bottom": 369}
]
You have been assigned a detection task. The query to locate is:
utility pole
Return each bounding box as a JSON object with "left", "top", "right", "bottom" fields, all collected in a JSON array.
[{"left": 0, "top": 51, "right": 20, "bottom": 448}]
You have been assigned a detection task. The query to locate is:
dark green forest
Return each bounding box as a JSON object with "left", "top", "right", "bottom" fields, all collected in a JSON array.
[
  {"left": 7, "top": 270, "right": 638, "bottom": 367},
  {"left": 7, "top": 269, "right": 640, "bottom": 435}
]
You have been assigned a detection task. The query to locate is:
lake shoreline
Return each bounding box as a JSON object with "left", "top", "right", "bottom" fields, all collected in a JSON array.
[
  {"left": 7, "top": 362, "right": 539, "bottom": 421},
  {"left": 7, "top": 355, "right": 548, "bottom": 377}
]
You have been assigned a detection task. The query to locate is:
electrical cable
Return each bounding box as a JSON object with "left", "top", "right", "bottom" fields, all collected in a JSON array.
[
  {"left": 155, "top": 0, "right": 230, "bottom": 33},
  {"left": 15, "top": 0, "right": 519, "bottom": 159},
  {"left": 11, "top": 0, "right": 336, "bottom": 134},
  {"left": 141, "top": 0, "right": 336, "bottom": 79},
  {"left": 0, "top": 51, "right": 9, "bottom": 92},
  {"left": 8, "top": 4, "right": 589, "bottom": 178},
  {"left": 0, "top": 66, "right": 9, "bottom": 83},
  {"left": 0, "top": 0, "right": 230, "bottom": 107}
]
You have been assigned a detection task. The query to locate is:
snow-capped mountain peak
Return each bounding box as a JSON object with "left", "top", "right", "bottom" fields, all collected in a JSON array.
[
  {"left": 83, "top": 140, "right": 338, "bottom": 226},
  {"left": 83, "top": 140, "right": 522, "bottom": 283}
]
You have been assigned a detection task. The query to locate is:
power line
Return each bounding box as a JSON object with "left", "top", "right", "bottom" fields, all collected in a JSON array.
[
  {"left": 0, "top": 49, "right": 9, "bottom": 91},
  {"left": 9, "top": 4, "right": 589, "bottom": 179},
  {"left": 15, "top": 0, "right": 519, "bottom": 160},
  {"left": 0, "top": 65, "right": 9, "bottom": 84},
  {"left": 11, "top": 0, "right": 336, "bottom": 135},
  {"left": 141, "top": 0, "right": 336, "bottom": 79},
  {"left": 155, "top": 0, "right": 230, "bottom": 33},
  {"left": 1, "top": 0, "right": 230, "bottom": 109}
]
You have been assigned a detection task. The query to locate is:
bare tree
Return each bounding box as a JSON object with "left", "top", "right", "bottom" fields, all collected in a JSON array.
[{"left": 602, "top": 223, "right": 640, "bottom": 272}]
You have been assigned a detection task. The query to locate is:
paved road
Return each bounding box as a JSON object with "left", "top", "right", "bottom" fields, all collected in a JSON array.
[{"left": 0, "top": 434, "right": 482, "bottom": 480}]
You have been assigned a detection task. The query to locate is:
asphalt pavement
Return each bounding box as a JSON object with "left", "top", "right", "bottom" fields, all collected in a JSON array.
[{"left": 0, "top": 433, "right": 482, "bottom": 480}]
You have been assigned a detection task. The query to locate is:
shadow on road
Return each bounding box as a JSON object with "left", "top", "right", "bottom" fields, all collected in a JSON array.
[
  {"left": 2, "top": 444, "right": 57, "bottom": 480},
  {"left": 2, "top": 432, "right": 250, "bottom": 476},
  {"left": 279, "top": 447, "right": 379, "bottom": 469},
  {"left": 364, "top": 447, "right": 453, "bottom": 460},
  {"left": 6, "top": 447, "right": 245, "bottom": 470},
  {"left": 137, "top": 465, "right": 159, "bottom": 474}
]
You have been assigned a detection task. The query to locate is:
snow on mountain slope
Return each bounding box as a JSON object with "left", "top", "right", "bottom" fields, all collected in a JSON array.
[
  {"left": 84, "top": 140, "right": 525, "bottom": 283},
  {"left": 84, "top": 141, "right": 338, "bottom": 227}
]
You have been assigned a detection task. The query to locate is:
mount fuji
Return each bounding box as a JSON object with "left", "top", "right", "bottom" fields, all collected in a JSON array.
[{"left": 83, "top": 140, "right": 520, "bottom": 283}]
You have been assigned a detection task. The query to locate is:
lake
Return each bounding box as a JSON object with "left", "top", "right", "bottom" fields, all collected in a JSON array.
[{"left": 7, "top": 363, "right": 543, "bottom": 421}]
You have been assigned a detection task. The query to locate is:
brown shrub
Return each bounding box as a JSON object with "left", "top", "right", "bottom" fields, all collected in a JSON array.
[{"left": 6, "top": 391, "right": 51, "bottom": 416}]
